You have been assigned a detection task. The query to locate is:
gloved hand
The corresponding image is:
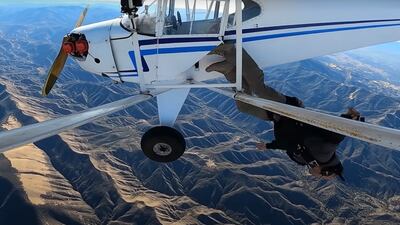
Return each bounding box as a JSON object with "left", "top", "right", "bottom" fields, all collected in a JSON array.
[
  {"left": 256, "top": 142, "right": 268, "bottom": 150},
  {"left": 208, "top": 43, "right": 236, "bottom": 64},
  {"left": 205, "top": 60, "right": 236, "bottom": 83},
  {"left": 343, "top": 107, "right": 365, "bottom": 122},
  {"left": 284, "top": 95, "right": 305, "bottom": 108}
]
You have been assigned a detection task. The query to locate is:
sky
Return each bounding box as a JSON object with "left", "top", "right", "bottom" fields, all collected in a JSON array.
[
  {"left": 0, "top": 0, "right": 192, "bottom": 5},
  {"left": 0, "top": 0, "right": 233, "bottom": 10},
  {"left": 0, "top": 0, "right": 120, "bottom": 5}
]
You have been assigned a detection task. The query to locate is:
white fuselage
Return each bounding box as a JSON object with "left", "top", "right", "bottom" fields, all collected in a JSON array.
[{"left": 72, "top": 0, "right": 400, "bottom": 86}]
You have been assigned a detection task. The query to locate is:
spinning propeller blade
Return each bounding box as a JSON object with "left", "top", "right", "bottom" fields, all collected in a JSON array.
[
  {"left": 42, "top": 5, "right": 89, "bottom": 96},
  {"left": 42, "top": 36, "right": 69, "bottom": 96},
  {"left": 75, "top": 6, "right": 89, "bottom": 28}
]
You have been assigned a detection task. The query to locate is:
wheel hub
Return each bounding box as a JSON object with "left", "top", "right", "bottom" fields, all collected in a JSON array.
[
  {"left": 141, "top": 126, "right": 186, "bottom": 163},
  {"left": 153, "top": 143, "right": 172, "bottom": 156}
]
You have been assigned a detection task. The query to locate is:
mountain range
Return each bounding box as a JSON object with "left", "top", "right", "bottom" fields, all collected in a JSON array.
[{"left": 0, "top": 5, "right": 400, "bottom": 225}]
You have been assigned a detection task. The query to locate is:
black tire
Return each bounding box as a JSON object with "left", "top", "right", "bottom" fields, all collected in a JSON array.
[{"left": 141, "top": 126, "right": 186, "bottom": 163}]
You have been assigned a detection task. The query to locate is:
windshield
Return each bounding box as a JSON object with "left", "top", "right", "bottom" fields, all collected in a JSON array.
[
  {"left": 121, "top": 0, "right": 260, "bottom": 36},
  {"left": 163, "top": 0, "right": 229, "bottom": 35},
  {"left": 228, "top": 0, "right": 261, "bottom": 27}
]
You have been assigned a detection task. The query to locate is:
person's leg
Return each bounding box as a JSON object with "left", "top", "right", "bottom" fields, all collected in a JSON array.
[
  {"left": 242, "top": 58, "right": 286, "bottom": 103},
  {"left": 206, "top": 60, "right": 236, "bottom": 83},
  {"left": 235, "top": 100, "right": 271, "bottom": 120},
  {"left": 206, "top": 59, "right": 272, "bottom": 120},
  {"left": 206, "top": 46, "right": 271, "bottom": 120},
  {"left": 208, "top": 43, "right": 287, "bottom": 103}
]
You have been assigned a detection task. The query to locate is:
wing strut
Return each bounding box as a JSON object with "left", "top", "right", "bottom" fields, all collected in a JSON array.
[
  {"left": 209, "top": 87, "right": 400, "bottom": 150},
  {"left": 0, "top": 92, "right": 161, "bottom": 153}
]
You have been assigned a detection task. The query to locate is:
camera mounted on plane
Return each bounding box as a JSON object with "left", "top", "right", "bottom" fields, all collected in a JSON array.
[{"left": 121, "top": 0, "right": 143, "bottom": 16}]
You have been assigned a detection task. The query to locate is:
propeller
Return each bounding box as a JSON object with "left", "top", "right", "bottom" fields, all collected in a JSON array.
[{"left": 42, "top": 6, "right": 90, "bottom": 96}]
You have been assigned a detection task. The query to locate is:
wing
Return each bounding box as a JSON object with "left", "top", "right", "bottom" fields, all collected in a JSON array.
[
  {"left": 237, "top": 0, "right": 400, "bottom": 68},
  {"left": 211, "top": 87, "right": 400, "bottom": 150},
  {"left": 0, "top": 93, "right": 160, "bottom": 153}
]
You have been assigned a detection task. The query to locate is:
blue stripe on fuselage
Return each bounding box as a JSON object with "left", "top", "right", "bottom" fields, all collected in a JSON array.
[
  {"left": 225, "top": 18, "right": 400, "bottom": 36},
  {"left": 240, "top": 23, "right": 400, "bottom": 43},
  {"left": 108, "top": 74, "right": 137, "bottom": 78},
  {"left": 140, "top": 45, "right": 216, "bottom": 55},
  {"left": 122, "top": 20, "right": 400, "bottom": 78},
  {"left": 126, "top": 45, "right": 216, "bottom": 77},
  {"left": 136, "top": 19, "right": 400, "bottom": 46},
  {"left": 139, "top": 37, "right": 220, "bottom": 46}
]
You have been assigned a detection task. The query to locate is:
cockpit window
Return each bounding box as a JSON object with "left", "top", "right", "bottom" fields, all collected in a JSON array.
[
  {"left": 120, "top": 0, "right": 261, "bottom": 36},
  {"left": 163, "top": 0, "right": 228, "bottom": 35},
  {"left": 228, "top": 0, "right": 261, "bottom": 27}
]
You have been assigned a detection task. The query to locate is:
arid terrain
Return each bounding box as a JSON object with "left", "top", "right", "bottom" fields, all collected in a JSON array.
[{"left": 0, "top": 5, "right": 400, "bottom": 225}]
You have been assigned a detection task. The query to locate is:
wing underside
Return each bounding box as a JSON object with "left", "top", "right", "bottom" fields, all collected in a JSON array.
[
  {"left": 210, "top": 87, "right": 400, "bottom": 150},
  {"left": 0, "top": 93, "right": 157, "bottom": 153}
]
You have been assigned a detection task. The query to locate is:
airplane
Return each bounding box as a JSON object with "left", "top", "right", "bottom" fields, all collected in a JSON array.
[{"left": 1, "top": 0, "right": 400, "bottom": 163}]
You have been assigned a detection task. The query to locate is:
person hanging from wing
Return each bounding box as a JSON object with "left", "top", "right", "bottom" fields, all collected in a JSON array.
[{"left": 206, "top": 43, "right": 364, "bottom": 181}]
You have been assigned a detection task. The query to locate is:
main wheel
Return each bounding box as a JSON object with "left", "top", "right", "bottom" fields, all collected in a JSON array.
[{"left": 141, "top": 126, "right": 186, "bottom": 163}]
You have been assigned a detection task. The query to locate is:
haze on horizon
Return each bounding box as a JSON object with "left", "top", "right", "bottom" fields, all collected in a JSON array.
[
  {"left": 0, "top": 0, "right": 120, "bottom": 5},
  {"left": 0, "top": 0, "right": 226, "bottom": 10}
]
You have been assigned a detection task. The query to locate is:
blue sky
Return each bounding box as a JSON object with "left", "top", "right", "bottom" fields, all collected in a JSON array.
[
  {"left": 0, "top": 0, "right": 211, "bottom": 8},
  {"left": 0, "top": 0, "right": 120, "bottom": 5}
]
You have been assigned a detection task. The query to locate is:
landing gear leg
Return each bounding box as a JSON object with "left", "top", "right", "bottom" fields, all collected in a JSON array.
[{"left": 141, "top": 89, "right": 189, "bottom": 162}]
